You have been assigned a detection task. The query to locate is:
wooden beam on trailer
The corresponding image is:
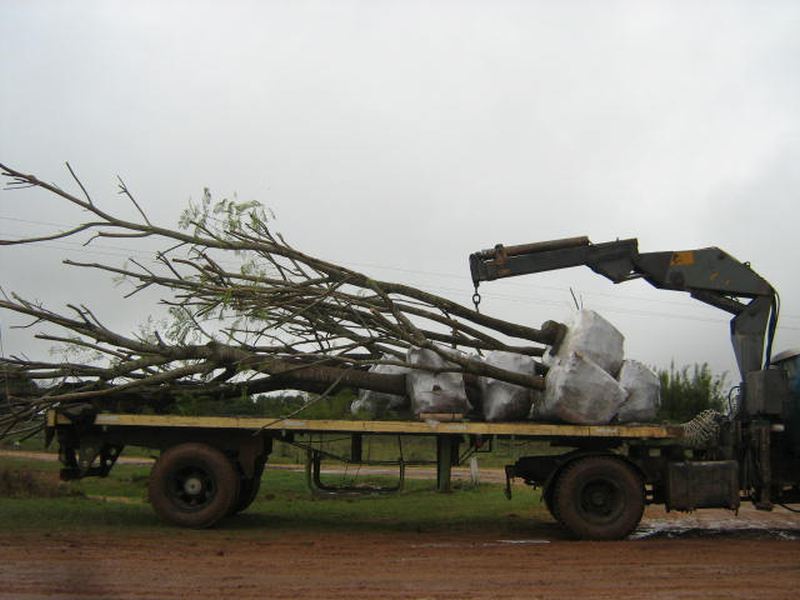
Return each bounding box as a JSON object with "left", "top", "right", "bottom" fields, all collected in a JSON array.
[{"left": 48, "top": 412, "right": 682, "bottom": 440}]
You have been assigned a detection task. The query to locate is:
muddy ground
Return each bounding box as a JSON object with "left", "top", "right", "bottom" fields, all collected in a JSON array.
[
  {"left": 1, "top": 506, "right": 798, "bottom": 599},
  {"left": 1, "top": 452, "right": 798, "bottom": 598}
]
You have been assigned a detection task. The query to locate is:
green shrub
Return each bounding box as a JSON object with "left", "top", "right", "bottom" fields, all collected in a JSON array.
[
  {"left": 173, "top": 389, "right": 355, "bottom": 419},
  {"left": 657, "top": 363, "right": 727, "bottom": 422}
]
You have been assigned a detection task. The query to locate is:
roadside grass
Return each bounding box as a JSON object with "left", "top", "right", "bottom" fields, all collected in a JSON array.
[
  {"left": 0, "top": 455, "right": 550, "bottom": 536},
  {"left": 0, "top": 455, "right": 152, "bottom": 499},
  {"left": 0, "top": 464, "right": 76, "bottom": 498},
  {"left": 0, "top": 431, "right": 49, "bottom": 453}
]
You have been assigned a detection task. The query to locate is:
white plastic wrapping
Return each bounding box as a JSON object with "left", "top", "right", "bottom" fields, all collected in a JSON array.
[
  {"left": 527, "top": 388, "right": 544, "bottom": 420},
  {"left": 538, "top": 351, "right": 626, "bottom": 425},
  {"left": 616, "top": 359, "right": 661, "bottom": 423},
  {"left": 406, "top": 347, "right": 470, "bottom": 416},
  {"left": 552, "top": 309, "right": 624, "bottom": 376},
  {"left": 350, "top": 359, "right": 411, "bottom": 418},
  {"left": 478, "top": 351, "right": 537, "bottom": 421}
]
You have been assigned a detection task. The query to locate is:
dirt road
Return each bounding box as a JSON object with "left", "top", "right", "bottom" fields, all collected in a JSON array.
[
  {"left": 2, "top": 450, "right": 798, "bottom": 598},
  {"left": 1, "top": 507, "right": 798, "bottom": 599}
]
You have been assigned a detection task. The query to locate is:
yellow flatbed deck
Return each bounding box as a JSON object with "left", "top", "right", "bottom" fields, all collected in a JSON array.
[{"left": 48, "top": 411, "right": 682, "bottom": 440}]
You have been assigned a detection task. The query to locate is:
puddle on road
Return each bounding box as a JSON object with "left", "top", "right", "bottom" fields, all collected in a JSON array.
[
  {"left": 411, "top": 518, "right": 800, "bottom": 546},
  {"left": 632, "top": 518, "right": 800, "bottom": 541}
]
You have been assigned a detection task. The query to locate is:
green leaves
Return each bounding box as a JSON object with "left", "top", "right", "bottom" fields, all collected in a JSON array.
[
  {"left": 165, "top": 307, "right": 194, "bottom": 345},
  {"left": 178, "top": 188, "right": 270, "bottom": 240}
]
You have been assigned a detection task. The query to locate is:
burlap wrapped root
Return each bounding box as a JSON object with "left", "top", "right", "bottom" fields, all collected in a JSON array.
[
  {"left": 550, "top": 309, "right": 624, "bottom": 376},
  {"left": 351, "top": 358, "right": 411, "bottom": 418},
  {"left": 616, "top": 359, "right": 661, "bottom": 422},
  {"left": 536, "top": 309, "right": 626, "bottom": 424},
  {"left": 536, "top": 309, "right": 661, "bottom": 424},
  {"left": 354, "top": 349, "right": 537, "bottom": 421},
  {"left": 352, "top": 310, "right": 660, "bottom": 425},
  {"left": 536, "top": 351, "right": 627, "bottom": 424},
  {"left": 478, "top": 351, "right": 538, "bottom": 421},
  {"left": 406, "top": 347, "right": 471, "bottom": 416}
]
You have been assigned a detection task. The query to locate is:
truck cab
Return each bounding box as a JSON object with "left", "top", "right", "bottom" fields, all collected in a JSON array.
[{"left": 771, "top": 349, "right": 800, "bottom": 457}]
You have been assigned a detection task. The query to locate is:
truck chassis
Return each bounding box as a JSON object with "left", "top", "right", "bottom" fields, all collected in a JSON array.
[{"left": 46, "top": 409, "right": 731, "bottom": 540}]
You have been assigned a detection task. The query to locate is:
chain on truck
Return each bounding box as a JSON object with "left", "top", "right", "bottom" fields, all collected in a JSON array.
[{"left": 47, "top": 236, "right": 800, "bottom": 540}]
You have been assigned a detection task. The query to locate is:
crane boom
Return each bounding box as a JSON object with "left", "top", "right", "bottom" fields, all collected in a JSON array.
[{"left": 469, "top": 236, "right": 778, "bottom": 380}]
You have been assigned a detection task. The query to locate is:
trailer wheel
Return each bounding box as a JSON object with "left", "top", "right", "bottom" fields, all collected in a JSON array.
[
  {"left": 553, "top": 456, "right": 644, "bottom": 540},
  {"left": 228, "top": 461, "right": 265, "bottom": 515},
  {"left": 149, "top": 443, "right": 239, "bottom": 528}
]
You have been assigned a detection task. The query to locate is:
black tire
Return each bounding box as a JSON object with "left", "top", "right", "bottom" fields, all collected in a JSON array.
[
  {"left": 148, "top": 443, "right": 239, "bottom": 528},
  {"left": 543, "top": 481, "right": 563, "bottom": 525},
  {"left": 228, "top": 461, "right": 265, "bottom": 515},
  {"left": 553, "top": 456, "right": 644, "bottom": 540}
]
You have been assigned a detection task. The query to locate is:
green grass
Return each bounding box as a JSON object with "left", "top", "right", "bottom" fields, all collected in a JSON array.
[
  {"left": 0, "top": 431, "right": 50, "bottom": 452},
  {"left": 0, "top": 454, "right": 549, "bottom": 535}
]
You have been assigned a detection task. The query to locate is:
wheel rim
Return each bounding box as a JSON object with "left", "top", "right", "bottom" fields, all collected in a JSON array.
[
  {"left": 576, "top": 477, "right": 623, "bottom": 524},
  {"left": 168, "top": 465, "right": 217, "bottom": 511}
]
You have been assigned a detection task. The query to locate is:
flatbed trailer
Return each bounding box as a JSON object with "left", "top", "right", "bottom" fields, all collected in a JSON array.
[
  {"left": 47, "top": 408, "right": 696, "bottom": 540},
  {"left": 10, "top": 230, "right": 797, "bottom": 540}
]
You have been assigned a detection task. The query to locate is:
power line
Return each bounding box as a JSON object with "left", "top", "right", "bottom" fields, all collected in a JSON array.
[
  {"left": 0, "top": 214, "right": 779, "bottom": 309},
  {"left": 0, "top": 216, "right": 67, "bottom": 228},
  {"left": 342, "top": 258, "right": 800, "bottom": 317}
]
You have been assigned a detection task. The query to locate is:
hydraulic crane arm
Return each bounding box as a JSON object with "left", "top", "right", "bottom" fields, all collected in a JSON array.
[{"left": 469, "top": 236, "right": 778, "bottom": 380}]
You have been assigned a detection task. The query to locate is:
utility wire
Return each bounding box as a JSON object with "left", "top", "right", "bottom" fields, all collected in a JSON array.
[
  {"left": 5, "top": 213, "right": 797, "bottom": 314},
  {"left": 3, "top": 219, "right": 800, "bottom": 329}
]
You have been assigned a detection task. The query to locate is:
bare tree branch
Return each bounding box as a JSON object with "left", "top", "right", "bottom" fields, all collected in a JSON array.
[{"left": 0, "top": 163, "right": 560, "bottom": 438}]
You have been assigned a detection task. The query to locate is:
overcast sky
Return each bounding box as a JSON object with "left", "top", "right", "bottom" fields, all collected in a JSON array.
[{"left": 1, "top": 0, "right": 798, "bottom": 381}]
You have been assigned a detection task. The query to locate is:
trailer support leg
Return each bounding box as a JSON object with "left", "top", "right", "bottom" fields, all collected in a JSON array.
[
  {"left": 351, "top": 434, "right": 363, "bottom": 463},
  {"left": 436, "top": 435, "right": 459, "bottom": 493}
]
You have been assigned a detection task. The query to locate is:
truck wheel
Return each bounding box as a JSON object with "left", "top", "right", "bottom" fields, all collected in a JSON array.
[
  {"left": 148, "top": 443, "right": 239, "bottom": 528},
  {"left": 553, "top": 456, "right": 644, "bottom": 540},
  {"left": 228, "top": 461, "right": 265, "bottom": 515},
  {"left": 543, "top": 482, "right": 563, "bottom": 525}
]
